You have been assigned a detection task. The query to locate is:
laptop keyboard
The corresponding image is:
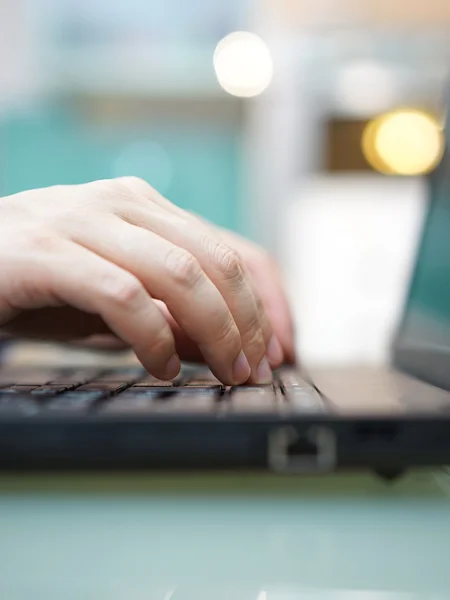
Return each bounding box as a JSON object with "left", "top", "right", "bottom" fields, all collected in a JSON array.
[{"left": 0, "top": 366, "right": 326, "bottom": 417}]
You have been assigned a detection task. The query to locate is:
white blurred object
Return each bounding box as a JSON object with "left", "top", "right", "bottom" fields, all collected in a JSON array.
[
  {"left": 213, "top": 31, "right": 273, "bottom": 98},
  {"left": 335, "top": 61, "right": 398, "bottom": 117},
  {"left": 283, "top": 175, "right": 426, "bottom": 365}
]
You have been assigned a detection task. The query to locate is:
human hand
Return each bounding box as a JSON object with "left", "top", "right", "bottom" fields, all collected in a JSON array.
[
  {"left": 0, "top": 178, "right": 295, "bottom": 384},
  {"left": 165, "top": 224, "right": 296, "bottom": 366}
]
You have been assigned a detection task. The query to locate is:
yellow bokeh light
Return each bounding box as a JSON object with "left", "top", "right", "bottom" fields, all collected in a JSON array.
[
  {"left": 213, "top": 31, "right": 273, "bottom": 98},
  {"left": 362, "top": 109, "right": 444, "bottom": 176}
]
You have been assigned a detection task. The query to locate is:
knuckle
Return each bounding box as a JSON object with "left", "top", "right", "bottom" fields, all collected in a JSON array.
[
  {"left": 212, "top": 243, "right": 244, "bottom": 283},
  {"left": 101, "top": 272, "right": 144, "bottom": 307},
  {"left": 117, "top": 175, "right": 146, "bottom": 187},
  {"left": 109, "top": 178, "right": 138, "bottom": 199},
  {"left": 87, "top": 179, "right": 132, "bottom": 208},
  {"left": 89, "top": 178, "right": 122, "bottom": 194},
  {"left": 116, "top": 176, "right": 153, "bottom": 196},
  {"left": 89, "top": 177, "right": 153, "bottom": 214},
  {"left": 165, "top": 248, "right": 202, "bottom": 287},
  {"left": 99, "top": 177, "right": 156, "bottom": 214}
]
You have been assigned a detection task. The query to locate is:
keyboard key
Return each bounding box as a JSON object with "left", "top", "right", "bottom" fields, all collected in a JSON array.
[
  {"left": 102, "top": 389, "right": 219, "bottom": 415},
  {"left": 102, "top": 394, "right": 164, "bottom": 414},
  {"left": 133, "top": 374, "right": 180, "bottom": 387},
  {"left": 181, "top": 379, "right": 224, "bottom": 391},
  {"left": 183, "top": 369, "right": 222, "bottom": 387},
  {"left": 277, "top": 368, "right": 312, "bottom": 389},
  {"left": 95, "top": 368, "right": 145, "bottom": 383},
  {"left": 170, "top": 390, "right": 220, "bottom": 412},
  {"left": 44, "top": 391, "right": 104, "bottom": 413},
  {"left": 123, "top": 386, "right": 177, "bottom": 395},
  {"left": 0, "top": 385, "right": 37, "bottom": 394},
  {"left": 283, "top": 387, "right": 326, "bottom": 413},
  {"left": 47, "top": 369, "right": 103, "bottom": 386},
  {"left": 183, "top": 383, "right": 223, "bottom": 389},
  {"left": 75, "top": 382, "right": 130, "bottom": 394},
  {"left": 31, "top": 385, "right": 73, "bottom": 396},
  {"left": 229, "top": 387, "right": 278, "bottom": 413}
]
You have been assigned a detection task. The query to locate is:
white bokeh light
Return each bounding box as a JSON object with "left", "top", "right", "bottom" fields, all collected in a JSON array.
[
  {"left": 335, "top": 60, "right": 398, "bottom": 116},
  {"left": 213, "top": 31, "right": 273, "bottom": 98}
]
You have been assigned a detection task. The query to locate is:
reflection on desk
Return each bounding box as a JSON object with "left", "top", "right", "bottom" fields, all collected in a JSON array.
[{"left": 0, "top": 472, "right": 450, "bottom": 599}]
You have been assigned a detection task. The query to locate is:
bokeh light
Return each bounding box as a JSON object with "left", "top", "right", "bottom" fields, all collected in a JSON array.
[
  {"left": 213, "top": 31, "right": 273, "bottom": 98},
  {"left": 362, "top": 109, "right": 444, "bottom": 176},
  {"left": 335, "top": 61, "right": 398, "bottom": 117}
]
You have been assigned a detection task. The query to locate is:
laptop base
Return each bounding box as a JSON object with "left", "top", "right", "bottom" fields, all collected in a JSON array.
[{"left": 1, "top": 364, "right": 450, "bottom": 474}]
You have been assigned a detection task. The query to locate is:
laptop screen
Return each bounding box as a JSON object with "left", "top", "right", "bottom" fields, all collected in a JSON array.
[{"left": 393, "top": 113, "right": 450, "bottom": 388}]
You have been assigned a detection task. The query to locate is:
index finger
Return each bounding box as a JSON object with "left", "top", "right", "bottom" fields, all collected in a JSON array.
[{"left": 38, "top": 240, "right": 181, "bottom": 380}]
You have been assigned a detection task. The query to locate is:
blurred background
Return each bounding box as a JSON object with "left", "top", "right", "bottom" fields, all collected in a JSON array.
[{"left": 1, "top": 0, "right": 449, "bottom": 366}]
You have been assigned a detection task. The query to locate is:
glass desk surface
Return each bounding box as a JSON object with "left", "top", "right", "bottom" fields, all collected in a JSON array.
[{"left": 0, "top": 471, "right": 450, "bottom": 600}]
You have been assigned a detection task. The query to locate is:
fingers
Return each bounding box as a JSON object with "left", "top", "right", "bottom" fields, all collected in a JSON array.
[
  {"left": 179, "top": 209, "right": 283, "bottom": 368},
  {"left": 244, "top": 270, "right": 283, "bottom": 367},
  {"left": 112, "top": 199, "right": 276, "bottom": 379},
  {"left": 247, "top": 260, "right": 296, "bottom": 363},
  {"left": 249, "top": 262, "right": 296, "bottom": 363},
  {"left": 191, "top": 237, "right": 275, "bottom": 378},
  {"left": 215, "top": 229, "right": 297, "bottom": 363},
  {"left": 67, "top": 217, "right": 251, "bottom": 385},
  {"left": 49, "top": 176, "right": 290, "bottom": 373},
  {"left": 0, "top": 176, "right": 293, "bottom": 379},
  {"left": 33, "top": 239, "right": 180, "bottom": 379},
  {"left": 86, "top": 176, "right": 279, "bottom": 377},
  {"left": 153, "top": 300, "right": 205, "bottom": 362}
]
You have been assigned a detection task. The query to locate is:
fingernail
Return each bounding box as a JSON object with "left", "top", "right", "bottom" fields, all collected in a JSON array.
[
  {"left": 233, "top": 350, "right": 251, "bottom": 384},
  {"left": 163, "top": 355, "right": 181, "bottom": 379},
  {"left": 267, "top": 334, "right": 283, "bottom": 367},
  {"left": 256, "top": 356, "right": 273, "bottom": 384}
]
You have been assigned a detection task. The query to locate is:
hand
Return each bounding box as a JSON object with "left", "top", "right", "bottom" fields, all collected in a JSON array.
[
  {"left": 164, "top": 224, "right": 296, "bottom": 366},
  {"left": 0, "top": 178, "right": 295, "bottom": 384}
]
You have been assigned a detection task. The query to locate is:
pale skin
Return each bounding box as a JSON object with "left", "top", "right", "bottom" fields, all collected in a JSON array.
[{"left": 0, "top": 177, "right": 296, "bottom": 385}]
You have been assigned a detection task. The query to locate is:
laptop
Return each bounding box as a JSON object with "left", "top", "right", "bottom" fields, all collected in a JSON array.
[{"left": 1, "top": 124, "right": 450, "bottom": 477}]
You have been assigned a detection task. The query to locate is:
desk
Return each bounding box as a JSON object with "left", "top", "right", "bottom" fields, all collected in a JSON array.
[{"left": 1, "top": 471, "right": 450, "bottom": 599}]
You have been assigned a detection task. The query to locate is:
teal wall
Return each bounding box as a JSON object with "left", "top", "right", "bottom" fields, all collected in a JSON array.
[{"left": 0, "top": 107, "right": 242, "bottom": 232}]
